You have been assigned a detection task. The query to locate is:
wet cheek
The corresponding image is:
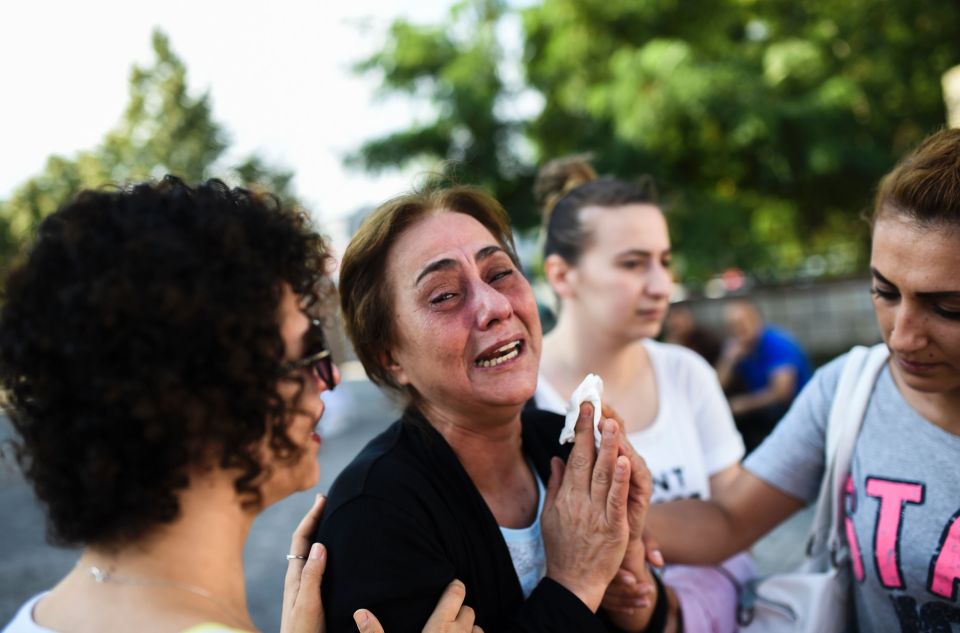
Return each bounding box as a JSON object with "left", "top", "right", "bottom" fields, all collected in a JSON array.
[
  {"left": 403, "top": 316, "right": 471, "bottom": 371},
  {"left": 506, "top": 285, "right": 537, "bottom": 312}
]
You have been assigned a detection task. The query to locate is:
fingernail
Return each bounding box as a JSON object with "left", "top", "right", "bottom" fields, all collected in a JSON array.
[
  {"left": 309, "top": 542, "right": 324, "bottom": 560},
  {"left": 354, "top": 609, "right": 369, "bottom": 628},
  {"left": 615, "top": 461, "right": 627, "bottom": 476},
  {"left": 603, "top": 421, "right": 615, "bottom": 438},
  {"left": 636, "top": 598, "right": 651, "bottom": 608},
  {"left": 651, "top": 549, "right": 665, "bottom": 567}
]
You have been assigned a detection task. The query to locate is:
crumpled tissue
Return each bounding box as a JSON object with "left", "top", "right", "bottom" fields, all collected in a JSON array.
[{"left": 558, "top": 373, "right": 604, "bottom": 449}]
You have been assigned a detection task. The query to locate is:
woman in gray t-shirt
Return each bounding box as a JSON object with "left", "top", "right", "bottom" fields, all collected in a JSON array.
[{"left": 643, "top": 128, "right": 960, "bottom": 633}]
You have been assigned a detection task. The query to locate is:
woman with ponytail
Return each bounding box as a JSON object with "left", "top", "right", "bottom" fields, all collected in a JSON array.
[{"left": 532, "top": 156, "right": 754, "bottom": 633}]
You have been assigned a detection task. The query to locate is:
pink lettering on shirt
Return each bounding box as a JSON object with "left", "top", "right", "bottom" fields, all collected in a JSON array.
[
  {"left": 844, "top": 474, "right": 865, "bottom": 582},
  {"left": 929, "top": 509, "right": 960, "bottom": 600},
  {"left": 865, "top": 477, "right": 925, "bottom": 589}
]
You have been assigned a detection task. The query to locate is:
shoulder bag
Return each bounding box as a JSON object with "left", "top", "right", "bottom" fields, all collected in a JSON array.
[{"left": 736, "top": 343, "right": 889, "bottom": 632}]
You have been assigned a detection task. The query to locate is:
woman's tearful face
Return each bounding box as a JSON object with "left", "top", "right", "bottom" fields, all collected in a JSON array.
[{"left": 383, "top": 211, "right": 542, "bottom": 420}]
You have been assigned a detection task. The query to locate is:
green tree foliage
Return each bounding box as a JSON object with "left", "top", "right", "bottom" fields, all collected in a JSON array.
[
  {"left": 350, "top": 0, "right": 539, "bottom": 227},
  {"left": 524, "top": 0, "right": 960, "bottom": 282},
  {"left": 354, "top": 0, "right": 960, "bottom": 283},
  {"left": 0, "top": 30, "right": 296, "bottom": 276}
]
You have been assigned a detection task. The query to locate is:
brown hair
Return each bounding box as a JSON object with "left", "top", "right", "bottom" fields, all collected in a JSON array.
[
  {"left": 339, "top": 185, "right": 519, "bottom": 400},
  {"left": 536, "top": 155, "right": 658, "bottom": 265},
  {"left": 534, "top": 154, "right": 598, "bottom": 222},
  {"left": 874, "top": 128, "right": 960, "bottom": 228}
]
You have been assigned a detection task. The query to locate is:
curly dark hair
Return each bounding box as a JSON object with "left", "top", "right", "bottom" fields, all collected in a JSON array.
[{"left": 0, "top": 176, "right": 332, "bottom": 548}]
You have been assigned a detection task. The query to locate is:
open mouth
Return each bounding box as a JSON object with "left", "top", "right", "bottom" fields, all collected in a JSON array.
[{"left": 474, "top": 340, "right": 523, "bottom": 368}]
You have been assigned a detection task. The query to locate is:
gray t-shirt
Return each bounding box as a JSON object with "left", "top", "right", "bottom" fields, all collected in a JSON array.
[{"left": 745, "top": 352, "right": 960, "bottom": 632}]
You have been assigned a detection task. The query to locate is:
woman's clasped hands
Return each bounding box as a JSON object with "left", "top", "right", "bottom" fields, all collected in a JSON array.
[
  {"left": 596, "top": 405, "right": 675, "bottom": 632},
  {"left": 541, "top": 401, "right": 653, "bottom": 614}
]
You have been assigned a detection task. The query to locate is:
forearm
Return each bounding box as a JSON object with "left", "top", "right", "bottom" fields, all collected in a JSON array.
[
  {"left": 648, "top": 467, "right": 805, "bottom": 565},
  {"left": 647, "top": 498, "right": 756, "bottom": 565},
  {"left": 731, "top": 369, "right": 796, "bottom": 415},
  {"left": 715, "top": 356, "right": 737, "bottom": 390},
  {"left": 729, "top": 387, "right": 785, "bottom": 415}
]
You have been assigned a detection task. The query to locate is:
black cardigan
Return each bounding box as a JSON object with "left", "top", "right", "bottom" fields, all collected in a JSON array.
[{"left": 315, "top": 408, "right": 620, "bottom": 633}]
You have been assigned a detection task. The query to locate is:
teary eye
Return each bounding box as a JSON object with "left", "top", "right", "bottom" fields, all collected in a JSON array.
[{"left": 430, "top": 292, "right": 457, "bottom": 305}]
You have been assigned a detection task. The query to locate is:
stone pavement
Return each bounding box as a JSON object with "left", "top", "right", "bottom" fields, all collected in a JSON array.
[{"left": 0, "top": 369, "right": 811, "bottom": 630}]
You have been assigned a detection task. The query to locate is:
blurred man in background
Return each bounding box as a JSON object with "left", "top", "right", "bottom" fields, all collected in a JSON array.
[{"left": 716, "top": 298, "right": 812, "bottom": 452}]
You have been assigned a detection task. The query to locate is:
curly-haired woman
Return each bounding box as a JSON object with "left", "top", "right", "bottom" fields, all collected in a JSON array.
[{"left": 0, "top": 178, "right": 477, "bottom": 633}]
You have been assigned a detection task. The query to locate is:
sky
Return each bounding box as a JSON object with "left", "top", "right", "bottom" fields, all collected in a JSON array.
[{"left": 0, "top": 0, "right": 462, "bottom": 249}]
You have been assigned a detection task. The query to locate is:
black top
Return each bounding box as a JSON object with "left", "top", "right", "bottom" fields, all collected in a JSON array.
[{"left": 315, "top": 407, "right": 621, "bottom": 633}]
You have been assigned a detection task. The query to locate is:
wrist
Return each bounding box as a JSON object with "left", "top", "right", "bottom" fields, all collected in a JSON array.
[
  {"left": 623, "top": 542, "right": 650, "bottom": 571},
  {"left": 546, "top": 571, "right": 604, "bottom": 612},
  {"left": 643, "top": 569, "right": 669, "bottom": 633}
]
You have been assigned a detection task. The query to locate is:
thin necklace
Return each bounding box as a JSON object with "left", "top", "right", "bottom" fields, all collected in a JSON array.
[{"left": 80, "top": 562, "right": 250, "bottom": 629}]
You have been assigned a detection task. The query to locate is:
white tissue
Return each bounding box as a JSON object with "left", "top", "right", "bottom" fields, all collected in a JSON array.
[{"left": 558, "top": 373, "right": 604, "bottom": 448}]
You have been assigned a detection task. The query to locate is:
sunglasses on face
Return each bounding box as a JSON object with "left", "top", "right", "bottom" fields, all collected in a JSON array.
[{"left": 280, "top": 319, "right": 335, "bottom": 391}]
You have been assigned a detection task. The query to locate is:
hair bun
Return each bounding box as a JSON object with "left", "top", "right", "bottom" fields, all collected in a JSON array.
[{"left": 534, "top": 154, "right": 598, "bottom": 221}]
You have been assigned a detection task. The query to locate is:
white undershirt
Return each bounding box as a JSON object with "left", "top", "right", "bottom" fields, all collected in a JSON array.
[{"left": 498, "top": 467, "right": 547, "bottom": 599}]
